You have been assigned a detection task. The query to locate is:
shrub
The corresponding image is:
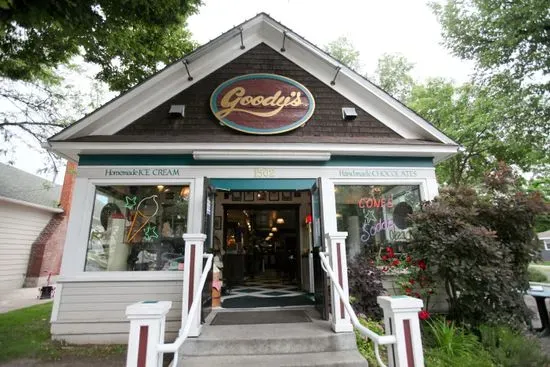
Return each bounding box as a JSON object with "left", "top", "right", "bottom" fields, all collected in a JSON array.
[
  {"left": 478, "top": 324, "right": 550, "bottom": 367},
  {"left": 348, "top": 254, "right": 384, "bottom": 319},
  {"left": 354, "top": 316, "right": 386, "bottom": 366},
  {"left": 407, "top": 164, "right": 548, "bottom": 327},
  {"left": 528, "top": 268, "right": 548, "bottom": 283},
  {"left": 424, "top": 319, "right": 493, "bottom": 367}
]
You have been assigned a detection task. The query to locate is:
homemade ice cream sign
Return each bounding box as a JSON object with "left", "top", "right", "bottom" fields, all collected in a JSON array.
[{"left": 210, "top": 74, "right": 315, "bottom": 134}]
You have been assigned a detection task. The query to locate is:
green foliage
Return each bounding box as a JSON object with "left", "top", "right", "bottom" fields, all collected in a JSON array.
[
  {"left": 0, "top": 0, "right": 200, "bottom": 91},
  {"left": 408, "top": 164, "right": 548, "bottom": 327},
  {"left": 528, "top": 268, "right": 548, "bottom": 283},
  {"left": 408, "top": 77, "right": 549, "bottom": 187},
  {"left": 529, "top": 176, "right": 550, "bottom": 233},
  {"left": 424, "top": 319, "right": 493, "bottom": 367},
  {"left": 324, "top": 36, "right": 361, "bottom": 72},
  {"left": 373, "top": 53, "right": 415, "bottom": 103},
  {"left": 347, "top": 254, "right": 384, "bottom": 319},
  {"left": 354, "top": 317, "right": 386, "bottom": 366},
  {"left": 432, "top": 0, "right": 550, "bottom": 97},
  {"left": 478, "top": 324, "right": 550, "bottom": 367}
]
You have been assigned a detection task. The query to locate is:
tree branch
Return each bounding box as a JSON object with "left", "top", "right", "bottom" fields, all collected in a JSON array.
[{"left": 0, "top": 121, "right": 66, "bottom": 128}]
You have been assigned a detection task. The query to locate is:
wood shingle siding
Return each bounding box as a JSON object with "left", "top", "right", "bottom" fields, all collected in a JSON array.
[{"left": 114, "top": 43, "right": 404, "bottom": 143}]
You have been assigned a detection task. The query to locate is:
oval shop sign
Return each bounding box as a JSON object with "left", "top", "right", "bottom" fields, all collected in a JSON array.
[{"left": 210, "top": 74, "right": 315, "bottom": 134}]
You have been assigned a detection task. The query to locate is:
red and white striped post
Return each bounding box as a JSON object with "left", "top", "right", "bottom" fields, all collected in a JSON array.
[
  {"left": 126, "top": 301, "right": 172, "bottom": 367},
  {"left": 325, "top": 232, "right": 353, "bottom": 332},
  {"left": 377, "top": 296, "right": 425, "bottom": 367},
  {"left": 181, "top": 233, "right": 206, "bottom": 337}
]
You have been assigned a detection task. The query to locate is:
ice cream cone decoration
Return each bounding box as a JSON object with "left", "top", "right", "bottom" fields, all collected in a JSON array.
[{"left": 126, "top": 195, "right": 160, "bottom": 243}]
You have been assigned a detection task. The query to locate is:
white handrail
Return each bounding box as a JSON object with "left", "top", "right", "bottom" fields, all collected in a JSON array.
[
  {"left": 319, "top": 252, "right": 395, "bottom": 367},
  {"left": 157, "top": 253, "right": 214, "bottom": 365}
]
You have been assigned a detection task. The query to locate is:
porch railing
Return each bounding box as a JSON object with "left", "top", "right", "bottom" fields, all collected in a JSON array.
[
  {"left": 156, "top": 253, "right": 213, "bottom": 365},
  {"left": 125, "top": 232, "right": 424, "bottom": 367},
  {"left": 125, "top": 250, "right": 213, "bottom": 367},
  {"left": 319, "top": 251, "right": 395, "bottom": 367},
  {"left": 320, "top": 231, "right": 425, "bottom": 367}
]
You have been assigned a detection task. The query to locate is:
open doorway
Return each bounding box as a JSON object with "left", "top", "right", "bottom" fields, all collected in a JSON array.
[{"left": 211, "top": 190, "right": 316, "bottom": 309}]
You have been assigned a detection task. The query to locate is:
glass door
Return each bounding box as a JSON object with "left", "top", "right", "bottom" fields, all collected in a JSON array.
[
  {"left": 201, "top": 178, "right": 214, "bottom": 322},
  {"left": 311, "top": 178, "right": 329, "bottom": 319}
]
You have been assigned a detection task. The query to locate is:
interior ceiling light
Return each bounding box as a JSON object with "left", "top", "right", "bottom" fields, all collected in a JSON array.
[
  {"left": 271, "top": 227, "right": 278, "bottom": 232},
  {"left": 276, "top": 218, "right": 284, "bottom": 224},
  {"left": 268, "top": 233, "right": 273, "bottom": 237},
  {"left": 157, "top": 185, "right": 164, "bottom": 191}
]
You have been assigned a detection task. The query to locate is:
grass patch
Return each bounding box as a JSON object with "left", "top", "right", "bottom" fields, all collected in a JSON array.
[
  {"left": 0, "top": 303, "right": 125, "bottom": 363},
  {"left": 533, "top": 261, "right": 550, "bottom": 266}
]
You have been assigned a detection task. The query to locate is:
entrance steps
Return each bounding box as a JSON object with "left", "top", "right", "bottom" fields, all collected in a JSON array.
[{"left": 175, "top": 308, "right": 367, "bottom": 366}]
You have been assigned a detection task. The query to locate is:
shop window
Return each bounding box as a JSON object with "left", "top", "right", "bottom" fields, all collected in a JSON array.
[
  {"left": 335, "top": 185, "right": 421, "bottom": 259},
  {"left": 85, "top": 185, "right": 190, "bottom": 271}
]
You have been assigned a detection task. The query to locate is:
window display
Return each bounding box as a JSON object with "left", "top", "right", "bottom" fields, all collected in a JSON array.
[
  {"left": 335, "top": 185, "right": 421, "bottom": 259},
  {"left": 85, "top": 185, "right": 190, "bottom": 271}
]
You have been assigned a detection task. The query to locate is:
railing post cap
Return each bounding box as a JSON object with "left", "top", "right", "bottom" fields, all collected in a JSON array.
[
  {"left": 377, "top": 295, "right": 423, "bottom": 311},
  {"left": 183, "top": 233, "right": 207, "bottom": 241},
  {"left": 325, "top": 232, "right": 348, "bottom": 240},
  {"left": 126, "top": 301, "right": 172, "bottom": 317}
]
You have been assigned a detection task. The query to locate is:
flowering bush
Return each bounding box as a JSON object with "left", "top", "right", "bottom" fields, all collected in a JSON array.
[
  {"left": 407, "top": 164, "right": 548, "bottom": 327},
  {"left": 378, "top": 246, "right": 435, "bottom": 319}
]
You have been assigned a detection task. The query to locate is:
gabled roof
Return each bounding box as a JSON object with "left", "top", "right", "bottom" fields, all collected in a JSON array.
[
  {"left": 0, "top": 163, "right": 62, "bottom": 210},
  {"left": 47, "top": 13, "right": 459, "bottom": 163}
]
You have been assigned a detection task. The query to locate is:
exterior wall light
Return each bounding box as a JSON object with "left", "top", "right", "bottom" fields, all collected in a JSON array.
[
  {"left": 342, "top": 107, "right": 357, "bottom": 121},
  {"left": 169, "top": 104, "right": 185, "bottom": 117}
]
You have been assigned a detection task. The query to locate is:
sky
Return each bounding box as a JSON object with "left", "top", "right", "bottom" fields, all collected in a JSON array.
[{"left": 3, "top": 0, "right": 474, "bottom": 184}]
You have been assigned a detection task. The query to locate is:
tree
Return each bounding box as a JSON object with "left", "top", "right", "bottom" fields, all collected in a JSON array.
[
  {"left": 0, "top": 64, "right": 109, "bottom": 180},
  {"left": 324, "top": 36, "right": 362, "bottom": 72},
  {"left": 432, "top": 0, "right": 550, "bottom": 112},
  {"left": 408, "top": 76, "right": 549, "bottom": 186},
  {"left": 0, "top": 0, "right": 200, "bottom": 91},
  {"left": 529, "top": 175, "right": 550, "bottom": 233},
  {"left": 373, "top": 53, "right": 415, "bottom": 103}
]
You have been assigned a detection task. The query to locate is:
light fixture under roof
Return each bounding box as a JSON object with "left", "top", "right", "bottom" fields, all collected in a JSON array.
[
  {"left": 342, "top": 107, "right": 357, "bottom": 121},
  {"left": 276, "top": 218, "right": 284, "bottom": 224},
  {"left": 169, "top": 104, "right": 185, "bottom": 117}
]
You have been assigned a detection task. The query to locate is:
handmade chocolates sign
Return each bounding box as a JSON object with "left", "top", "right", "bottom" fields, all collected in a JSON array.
[{"left": 210, "top": 74, "right": 315, "bottom": 134}]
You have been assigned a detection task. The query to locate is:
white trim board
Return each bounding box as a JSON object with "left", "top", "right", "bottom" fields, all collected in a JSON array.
[
  {"left": 48, "top": 142, "right": 459, "bottom": 164},
  {"left": 47, "top": 13, "right": 458, "bottom": 154}
]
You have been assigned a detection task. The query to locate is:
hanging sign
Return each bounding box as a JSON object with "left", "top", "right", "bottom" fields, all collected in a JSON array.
[{"left": 210, "top": 73, "right": 315, "bottom": 134}]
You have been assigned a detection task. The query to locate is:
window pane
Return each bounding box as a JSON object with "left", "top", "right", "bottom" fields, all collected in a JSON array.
[
  {"left": 85, "top": 185, "right": 190, "bottom": 271},
  {"left": 335, "top": 185, "right": 420, "bottom": 258}
]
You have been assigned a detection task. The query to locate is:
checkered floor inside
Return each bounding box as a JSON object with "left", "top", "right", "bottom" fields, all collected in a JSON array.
[{"left": 222, "top": 277, "right": 306, "bottom": 301}]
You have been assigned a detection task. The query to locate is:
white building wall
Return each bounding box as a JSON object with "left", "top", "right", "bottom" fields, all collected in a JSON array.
[
  {"left": 51, "top": 164, "right": 438, "bottom": 343},
  {"left": 51, "top": 280, "right": 183, "bottom": 344},
  {"left": 0, "top": 200, "right": 54, "bottom": 291}
]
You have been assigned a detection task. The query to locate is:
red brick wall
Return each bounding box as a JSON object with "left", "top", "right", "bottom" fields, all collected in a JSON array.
[{"left": 25, "top": 161, "right": 77, "bottom": 286}]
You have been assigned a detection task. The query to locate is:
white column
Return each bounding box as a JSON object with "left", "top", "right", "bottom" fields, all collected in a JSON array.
[
  {"left": 126, "top": 301, "right": 172, "bottom": 367},
  {"left": 181, "top": 233, "right": 206, "bottom": 337},
  {"left": 325, "top": 232, "right": 353, "bottom": 332},
  {"left": 377, "top": 296, "right": 425, "bottom": 367}
]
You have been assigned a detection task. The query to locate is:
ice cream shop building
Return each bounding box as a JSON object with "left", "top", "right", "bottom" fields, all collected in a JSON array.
[{"left": 47, "top": 13, "right": 458, "bottom": 366}]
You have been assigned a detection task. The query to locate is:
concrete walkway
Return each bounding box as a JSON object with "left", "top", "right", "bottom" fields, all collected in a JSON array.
[{"left": 0, "top": 287, "right": 53, "bottom": 313}]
